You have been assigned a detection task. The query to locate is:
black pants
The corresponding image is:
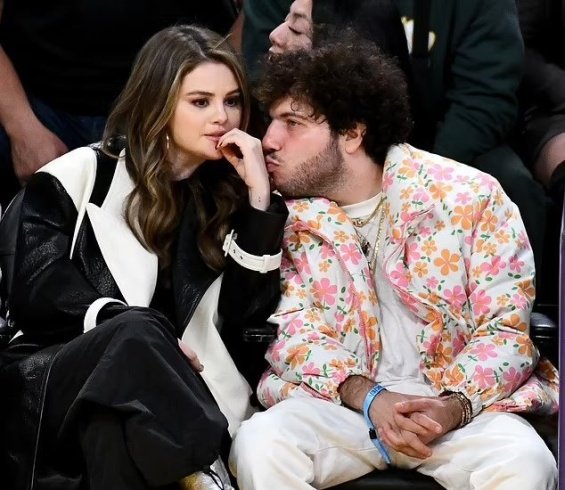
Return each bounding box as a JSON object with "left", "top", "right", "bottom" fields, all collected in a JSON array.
[{"left": 37, "top": 308, "right": 228, "bottom": 490}]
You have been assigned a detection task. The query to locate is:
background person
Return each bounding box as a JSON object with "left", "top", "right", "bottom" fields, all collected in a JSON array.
[{"left": 0, "top": 0, "right": 241, "bottom": 209}]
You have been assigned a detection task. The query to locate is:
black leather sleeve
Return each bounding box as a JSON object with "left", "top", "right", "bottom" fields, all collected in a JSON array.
[
  {"left": 218, "top": 194, "right": 288, "bottom": 326},
  {"left": 11, "top": 173, "right": 107, "bottom": 340}
]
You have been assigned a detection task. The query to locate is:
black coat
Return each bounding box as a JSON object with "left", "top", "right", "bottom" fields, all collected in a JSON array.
[{"left": 0, "top": 147, "right": 288, "bottom": 489}]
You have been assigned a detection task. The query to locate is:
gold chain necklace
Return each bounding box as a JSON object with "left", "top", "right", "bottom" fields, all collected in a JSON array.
[
  {"left": 368, "top": 205, "right": 386, "bottom": 272},
  {"left": 350, "top": 193, "right": 383, "bottom": 228},
  {"left": 352, "top": 196, "right": 386, "bottom": 271}
]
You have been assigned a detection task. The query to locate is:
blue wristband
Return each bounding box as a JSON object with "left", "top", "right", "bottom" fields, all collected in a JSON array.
[{"left": 362, "top": 384, "right": 392, "bottom": 464}]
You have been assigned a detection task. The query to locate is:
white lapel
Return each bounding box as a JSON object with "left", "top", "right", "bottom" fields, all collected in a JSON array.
[
  {"left": 182, "top": 275, "right": 255, "bottom": 436},
  {"left": 86, "top": 157, "right": 158, "bottom": 307}
]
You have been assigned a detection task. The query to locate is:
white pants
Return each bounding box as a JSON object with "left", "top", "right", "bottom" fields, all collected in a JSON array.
[{"left": 229, "top": 397, "right": 557, "bottom": 490}]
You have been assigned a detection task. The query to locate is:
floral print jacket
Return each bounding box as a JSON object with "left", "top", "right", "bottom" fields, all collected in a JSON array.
[{"left": 258, "top": 144, "right": 558, "bottom": 416}]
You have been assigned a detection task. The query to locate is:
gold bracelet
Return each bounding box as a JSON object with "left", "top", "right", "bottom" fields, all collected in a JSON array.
[{"left": 440, "top": 391, "right": 472, "bottom": 427}]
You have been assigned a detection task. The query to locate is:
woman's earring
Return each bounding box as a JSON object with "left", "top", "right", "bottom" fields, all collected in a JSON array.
[{"left": 166, "top": 134, "right": 170, "bottom": 152}]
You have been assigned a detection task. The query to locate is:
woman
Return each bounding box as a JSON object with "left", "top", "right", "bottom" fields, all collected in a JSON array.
[{"left": 0, "top": 24, "right": 287, "bottom": 489}]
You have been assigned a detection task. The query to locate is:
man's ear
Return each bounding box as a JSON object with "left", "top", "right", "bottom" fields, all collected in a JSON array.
[{"left": 343, "top": 123, "right": 367, "bottom": 154}]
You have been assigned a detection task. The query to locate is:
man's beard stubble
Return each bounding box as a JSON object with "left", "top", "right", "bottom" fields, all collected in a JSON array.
[{"left": 274, "top": 136, "right": 345, "bottom": 199}]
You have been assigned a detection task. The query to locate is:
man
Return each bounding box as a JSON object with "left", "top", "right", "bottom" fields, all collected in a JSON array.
[
  {"left": 244, "top": 0, "right": 548, "bottom": 294},
  {"left": 0, "top": 0, "right": 240, "bottom": 208},
  {"left": 229, "top": 35, "right": 558, "bottom": 489},
  {"left": 241, "top": 0, "right": 292, "bottom": 77}
]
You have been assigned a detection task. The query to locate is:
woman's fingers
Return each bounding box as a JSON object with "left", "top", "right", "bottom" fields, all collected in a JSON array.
[
  {"left": 217, "top": 129, "right": 271, "bottom": 209},
  {"left": 178, "top": 339, "right": 204, "bottom": 372}
]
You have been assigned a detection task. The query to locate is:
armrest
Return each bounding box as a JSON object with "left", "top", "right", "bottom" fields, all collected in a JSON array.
[
  {"left": 530, "top": 311, "right": 559, "bottom": 366},
  {"left": 242, "top": 322, "right": 277, "bottom": 344},
  {"left": 0, "top": 317, "right": 15, "bottom": 348}
]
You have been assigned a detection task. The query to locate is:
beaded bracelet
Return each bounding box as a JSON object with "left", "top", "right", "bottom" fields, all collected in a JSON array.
[{"left": 440, "top": 391, "right": 472, "bottom": 427}]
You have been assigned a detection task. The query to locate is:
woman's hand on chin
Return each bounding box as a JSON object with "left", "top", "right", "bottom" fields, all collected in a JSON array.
[{"left": 217, "top": 129, "right": 271, "bottom": 210}]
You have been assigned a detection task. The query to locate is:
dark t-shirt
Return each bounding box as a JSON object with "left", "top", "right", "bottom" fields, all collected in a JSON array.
[{"left": 0, "top": 0, "right": 237, "bottom": 115}]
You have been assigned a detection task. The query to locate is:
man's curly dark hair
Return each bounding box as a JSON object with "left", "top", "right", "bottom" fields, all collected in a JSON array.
[{"left": 255, "top": 29, "right": 412, "bottom": 164}]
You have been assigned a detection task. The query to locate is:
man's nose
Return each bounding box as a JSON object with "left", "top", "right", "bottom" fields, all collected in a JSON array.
[
  {"left": 269, "top": 24, "right": 287, "bottom": 52},
  {"left": 262, "top": 123, "right": 281, "bottom": 152}
]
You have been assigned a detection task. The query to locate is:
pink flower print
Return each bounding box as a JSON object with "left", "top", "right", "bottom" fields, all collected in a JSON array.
[
  {"left": 428, "top": 163, "right": 454, "bottom": 181},
  {"left": 303, "top": 362, "right": 322, "bottom": 376},
  {"left": 390, "top": 262, "right": 410, "bottom": 288},
  {"left": 453, "top": 331, "right": 467, "bottom": 354},
  {"left": 382, "top": 173, "right": 394, "bottom": 190},
  {"left": 517, "top": 230, "right": 530, "bottom": 249},
  {"left": 455, "top": 191, "right": 472, "bottom": 205},
  {"left": 455, "top": 174, "right": 471, "bottom": 184},
  {"left": 469, "top": 289, "right": 492, "bottom": 316},
  {"left": 400, "top": 211, "right": 414, "bottom": 223},
  {"left": 340, "top": 243, "right": 363, "bottom": 265},
  {"left": 320, "top": 243, "right": 335, "bottom": 259},
  {"left": 509, "top": 254, "right": 524, "bottom": 272},
  {"left": 473, "top": 365, "right": 495, "bottom": 389},
  {"left": 422, "top": 335, "right": 441, "bottom": 355},
  {"left": 419, "top": 226, "right": 432, "bottom": 237},
  {"left": 285, "top": 270, "right": 302, "bottom": 286},
  {"left": 268, "top": 340, "right": 286, "bottom": 363},
  {"left": 294, "top": 252, "right": 311, "bottom": 275},
  {"left": 287, "top": 318, "right": 304, "bottom": 335},
  {"left": 426, "top": 277, "right": 439, "bottom": 289},
  {"left": 406, "top": 242, "right": 421, "bottom": 262},
  {"left": 511, "top": 293, "right": 527, "bottom": 310},
  {"left": 312, "top": 278, "right": 338, "bottom": 306},
  {"left": 470, "top": 343, "right": 498, "bottom": 361},
  {"left": 444, "top": 285, "right": 467, "bottom": 308},
  {"left": 502, "top": 367, "right": 522, "bottom": 392},
  {"left": 412, "top": 188, "right": 430, "bottom": 203},
  {"left": 481, "top": 256, "right": 507, "bottom": 276}
]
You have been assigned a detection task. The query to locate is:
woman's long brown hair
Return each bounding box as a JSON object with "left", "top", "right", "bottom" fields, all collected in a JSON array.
[{"left": 102, "top": 24, "right": 251, "bottom": 270}]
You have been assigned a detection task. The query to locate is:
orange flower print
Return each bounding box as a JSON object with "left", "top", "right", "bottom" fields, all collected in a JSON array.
[
  {"left": 434, "top": 249, "right": 460, "bottom": 275},
  {"left": 421, "top": 239, "right": 437, "bottom": 256},
  {"left": 430, "top": 182, "right": 453, "bottom": 200},
  {"left": 503, "top": 313, "right": 528, "bottom": 333},
  {"left": 333, "top": 230, "right": 348, "bottom": 243},
  {"left": 292, "top": 201, "right": 310, "bottom": 213},
  {"left": 516, "top": 336, "right": 533, "bottom": 357},
  {"left": 305, "top": 309, "right": 321, "bottom": 323},
  {"left": 400, "top": 188, "right": 413, "bottom": 200},
  {"left": 399, "top": 158, "right": 420, "bottom": 178},
  {"left": 435, "top": 220, "right": 446, "bottom": 231},
  {"left": 413, "top": 261, "right": 429, "bottom": 278},
  {"left": 328, "top": 205, "right": 349, "bottom": 223},
  {"left": 482, "top": 243, "right": 497, "bottom": 256},
  {"left": 286, "top": 345, "right": 310, "bottom": 369},
  {"left": 444, "top": 365, "right": 465, "bottom": 386},
  {"left": 496, "top": 294, "right": 510, "bottom": 307},
  {"left": 517, "top": 279, "right": 535, "bottom": 300},
  {"left": 494, "top": 230, "right": 510, "bottom": 244},
  {"left": 451, "top": 205, "right": 474, "bottom": 230},
  {"left": 319, "top": 261, "right": 331, "bottom": 273},
  {"left": 480, "top": 210, "right": 498, "bottom": 233}
]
